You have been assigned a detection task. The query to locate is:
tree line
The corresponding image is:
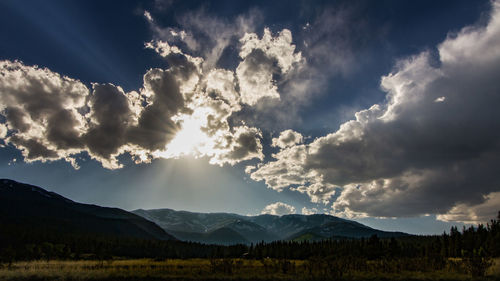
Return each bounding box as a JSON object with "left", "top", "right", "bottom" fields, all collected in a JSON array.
[{"left": 1, "top": 211, "right": 498, "bottom": 265}]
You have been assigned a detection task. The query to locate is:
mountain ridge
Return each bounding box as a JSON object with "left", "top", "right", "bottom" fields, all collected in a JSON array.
[
  {"left": 0, "top": 179, "right": 176, "bottom": 241},
  {"left": 0, "top": 178, "right": 409, "bottom": 246},
  {"left": 132, "top": 208, "right": 410, "bottom": 244}
]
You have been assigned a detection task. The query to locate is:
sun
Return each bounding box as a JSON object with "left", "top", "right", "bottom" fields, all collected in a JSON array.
[
  {"left": 155, "top": 109, "right": 216, "bottom": 159},
  {"left": 167, "top": 117, "right": 206, "bottom": 156}
]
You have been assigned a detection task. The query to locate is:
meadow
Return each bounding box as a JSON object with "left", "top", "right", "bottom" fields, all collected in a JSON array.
[{"left": 0, "top": 257, "right": 499, "bottom": 281}]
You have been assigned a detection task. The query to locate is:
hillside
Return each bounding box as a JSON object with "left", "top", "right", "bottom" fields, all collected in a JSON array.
[{"left": 0, "top": 179, "right": 175, "bottom": 241}]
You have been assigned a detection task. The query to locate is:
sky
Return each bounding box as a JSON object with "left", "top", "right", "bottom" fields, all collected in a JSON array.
[{"left": 1, "top": 0, "right": 499, "bottom": 235}]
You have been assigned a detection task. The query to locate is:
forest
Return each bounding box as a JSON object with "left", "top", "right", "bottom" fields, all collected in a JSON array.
[{"left": 0, "top": 212, "right": 499, "bottom": 280}]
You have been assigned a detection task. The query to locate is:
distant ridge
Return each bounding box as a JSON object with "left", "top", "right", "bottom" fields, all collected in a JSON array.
[
  {"left": 133, "top": 208, "right": 409, "bottom": 245},
  {"left": 0, "top": 178, "right": 408, "bottom": 246},
  {"left": 0, "top": 179, "right": 176, "bottom": 241}
]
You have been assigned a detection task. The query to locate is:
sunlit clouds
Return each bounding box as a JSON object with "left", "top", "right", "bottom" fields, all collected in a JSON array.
[
  {"left": 0, "top": 7, "right": 305, "bottom": 170},
  {"left": 250, "top": 0, "right": 500, "bottom": 223},
  {"left": 261, "top": 202, "right": 296, "bottom": 215},
  {"left": 2, "top": 0, "right": 500, "bottom": 225}
]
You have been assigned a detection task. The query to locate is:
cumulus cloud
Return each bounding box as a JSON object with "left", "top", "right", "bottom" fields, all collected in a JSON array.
[
  {"left": 261, "top": 202, "right": 296, "bottom": 216},
  {"left": 250, "top": 144, "right": 309, "bottom": 192},
  {"left": 1, "top": 8, "right": 310, "bottom": 169},
  {"left": 294, "top": 182, "right": 336, "bottom": 204},
  {"left": 0, "top": 60, "right": 87, "bottom": 167},
  {"left": 236, "top": 49, "right": 280, "bottom": 105},
  {"left": 137, "top": 10, "right": 314, "bottom": 166},
  {"left": 251, "top": 1, "right": 500, "bottom": 223},
  {"left": 204, "top": 69, "right": 240, "bottom": 108},
  {"left": 239, "top": 28, "right": 302, "bottom": 73},
  {"left": 0, "top": 52, "right": 267, "bottom": 168},
  {"left": 210, "top": 126, "right": 264, "bottom": 165},
  {"left": 272, "top": 129, "right": 303, "bottom": 149},
  {"left": 236, "top": 28, "right": 303, "bottom": 106},
  {"left": 301, "top": 207, "right": 319, "bottom": 215}
]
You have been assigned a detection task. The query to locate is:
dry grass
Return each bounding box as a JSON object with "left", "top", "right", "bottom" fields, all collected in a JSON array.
[
  {"left": 0, "top": 258, "right": 498, "bottom": 281},
  {"left": 0, "top": 259, "right": 287, "bottom": 280},
  {"left": 488, "top": 257, "right": 500, "bottom": 276}
]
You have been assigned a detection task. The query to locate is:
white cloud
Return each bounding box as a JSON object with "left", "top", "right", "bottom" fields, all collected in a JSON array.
[
  {"left": 237, "top": 28, "right": 303, "bottom": 106},
  {"left": 272, "top": 129, "right": 303, "bottom": 149},
  {"left": 301, "top": 207, "right": 319, "bottom": 215},
  {"left": 261, "top": 202, "right": 296, "bottom": 216},
  {"left": 239, "top": 28, "right": 302, "bottom": 73},
  {"left": 251, "top": 1, "right": 500, "bottom": 223},
  {"left": 204, "top": 69, "right": 240, "bottom": 108},
  {"left": 250, "top": 144, "right": 309, "bottom": 192},
  {"left": 294, "top": 181, "right": 336, "bottom": 204},
  {"left": 434, "top": 96, "right": 446, "bottom": 103},
  {"left": 0, "top": 123, "right": 7, "bottom": 139},
  {"left": 236, "top": 50, "right": 280, "bottom": 105}
]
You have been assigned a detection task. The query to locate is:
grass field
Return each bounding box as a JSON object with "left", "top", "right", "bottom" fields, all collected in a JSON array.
[{"left": 0, "top": 258, "right": 499, "bottom": 281}]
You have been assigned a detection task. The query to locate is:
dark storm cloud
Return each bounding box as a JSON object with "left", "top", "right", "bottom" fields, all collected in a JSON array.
[{"left": 251, "top": 1, "right": 500, "bottom": 222}]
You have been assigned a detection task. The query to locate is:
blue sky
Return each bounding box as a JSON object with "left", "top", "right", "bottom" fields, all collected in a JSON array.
[{"left": 1, "top": 0, "right": 499, "bottom": 235}]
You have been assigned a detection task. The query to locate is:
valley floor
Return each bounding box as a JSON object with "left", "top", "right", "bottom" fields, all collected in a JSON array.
[{"left": 0, "top": 258, "right": 499, "bottom": 281}]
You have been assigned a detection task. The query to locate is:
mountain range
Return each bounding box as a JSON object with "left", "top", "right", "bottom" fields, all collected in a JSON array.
[
  {"left": 132, "top": 208, "right": 409, "bottom": 245},
  {"left": 0, "top": 179, "right": 409, "bottom": 245}
]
